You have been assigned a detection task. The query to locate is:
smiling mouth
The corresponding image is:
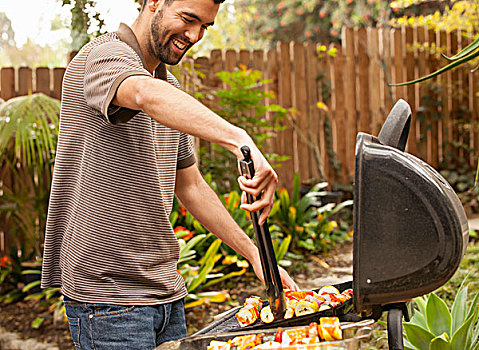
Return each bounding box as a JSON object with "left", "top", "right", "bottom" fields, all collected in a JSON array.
[{"left": 172, "top": 38, "right": 188, "bottom": 51}]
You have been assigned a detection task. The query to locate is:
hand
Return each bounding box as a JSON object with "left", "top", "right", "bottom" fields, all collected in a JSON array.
[
  {"left": 237, "top": 145, "right": 278, "bottom": 225},
  {"left": 251, "top": 259, "right": 299, "bottom": 292}
]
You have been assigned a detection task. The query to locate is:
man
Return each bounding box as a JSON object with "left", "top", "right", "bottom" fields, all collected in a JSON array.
[{"left": 41, "top": 0, "right": 298, "bottom": 348}]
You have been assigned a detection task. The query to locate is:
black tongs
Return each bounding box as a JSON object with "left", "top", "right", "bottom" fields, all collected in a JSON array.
[{"left": 239, "top": 146, "right": 286, "bottom": 319}]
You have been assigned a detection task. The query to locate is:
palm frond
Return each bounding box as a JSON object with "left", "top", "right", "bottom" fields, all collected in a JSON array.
[{"left": 0, "top": 93, "right": 59, "bottom": 167}]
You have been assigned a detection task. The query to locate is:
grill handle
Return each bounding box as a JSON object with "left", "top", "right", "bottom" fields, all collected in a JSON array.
[
  {"left": 239, "top": 146, "right": 286, "bottom": 319},
  {"left": 378, "top": 99, "right": 411, "bottom": 151}
]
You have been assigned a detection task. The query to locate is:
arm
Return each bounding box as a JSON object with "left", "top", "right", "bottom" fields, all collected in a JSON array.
[
  {"left": 175, "top": 164, "right": 298, "bottom": 291},
  {"left": 114, "top": 76, "right": 276, "bottom": 223}
]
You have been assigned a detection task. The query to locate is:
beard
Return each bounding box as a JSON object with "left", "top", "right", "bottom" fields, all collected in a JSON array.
[{"left": 149, "top": 8, "right": 191, "bottom": 65}]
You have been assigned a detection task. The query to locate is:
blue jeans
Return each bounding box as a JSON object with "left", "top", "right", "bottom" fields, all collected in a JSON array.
[{"left": 63, "top": 296, "right": 187, "bottom": 349}]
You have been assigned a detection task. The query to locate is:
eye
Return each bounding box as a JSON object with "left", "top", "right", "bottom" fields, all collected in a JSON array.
[
  {"left": 181, "top": 16, "right": 193, "bottom": 23},
  {"left": 202, "top": 25, "right": 210, "bottom": 31}
]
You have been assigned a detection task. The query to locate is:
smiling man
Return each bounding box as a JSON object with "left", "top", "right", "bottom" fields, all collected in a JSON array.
[{"left": 41, "top": 0, "right": 298, "bottom": 349}]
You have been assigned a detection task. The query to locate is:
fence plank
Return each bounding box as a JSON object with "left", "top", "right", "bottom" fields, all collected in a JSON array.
[
  {"left": 239, "top": 49, "right": 251, "bottom": 68},
  {"left": 428, "top": 29, "right": 439, "bottom": 168},
  {"left": 333, "top": 45, "right": 347, "bottom": 182},
  {"left": 209, "top": 49, "right": 223, "bottom": 88},
  {"left": 439, "top": 30, "right": 451, "bottom": 163},
  {"left": 52, "top": 68, "right": 65, "bottom": 100},
  {"left": 357, "top": 28, "right": 370, "bottom": 133},
  {"left": 35, "top": 67, "right": 50, "bottom": 95},
  {"left": 277, "top": 42, "right": 295, "bottom": 191},
  {"left": 1, "top": 67, "right": 15, "bottom": 100},
  {"left": 265, "top": 48, "right": 279, "bottom": 157},
  {"left": 392, "top": 28, "right": 406, "bottom": 102},
  {"left": 450, "top": 31, "right": 460, "bottom": 164},
  {"left": 225, "top": 49, "right": 238, "bottom": 72},
  {"left": 292, "top": 43, "right": 310, "bottom": 183},
  {"left": 404, "top": 26, "right": 418, "bottom": 155},
  {"left": 458, "top": 30, "right": 471, "bottom": 164},
  {"left": 18, "top": 67, "right": 33, "bottom": 96},
  {"left": 368, "top": 28, "right": 382, "bottom": 135},
  {"left": 380, "top": 28, "right": 393, "bottom": 111},
  {"left": 342, "top": 27, "right": 357, "bottom": 174},
  {"left": 305, "top": 43, "right": 321, "bottom": 181}
]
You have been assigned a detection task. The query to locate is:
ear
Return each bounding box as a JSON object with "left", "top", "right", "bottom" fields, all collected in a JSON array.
[{"left": 146, "top": 0, "right": 162, "bottom": 13}]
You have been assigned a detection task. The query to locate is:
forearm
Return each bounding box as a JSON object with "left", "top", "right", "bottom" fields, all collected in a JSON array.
[
  {"left": 115, "top": 76, "right": 251, "bottom": 158},
  {"left": 176, "top": 170, "right": 259, "bottom": 264}
]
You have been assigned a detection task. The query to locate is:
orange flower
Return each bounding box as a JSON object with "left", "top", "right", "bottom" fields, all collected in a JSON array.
[
  {"left": 224, "top": 193, "right": 230, "bottom": 206},
  {"left": 174, "top": 226, "right": 193, "bottom": 240},
  {"left": 0, "top": 256, "right": 11, "bottom": 268},
  {"left": 179, "top": 206, "right": 187, "bottom": 217}
]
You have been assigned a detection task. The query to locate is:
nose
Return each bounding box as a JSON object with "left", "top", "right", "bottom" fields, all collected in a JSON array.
[{"left": 185, "top": 25, "right": 204, "bottom": 44}]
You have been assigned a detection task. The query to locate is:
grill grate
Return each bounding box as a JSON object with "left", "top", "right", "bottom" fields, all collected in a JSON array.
[{"left": 193, "top": 281, "right": 355, "bottom": 336}]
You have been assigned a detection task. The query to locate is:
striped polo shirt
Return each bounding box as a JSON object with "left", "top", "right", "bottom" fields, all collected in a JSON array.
[{"left": 41, "top": 23, "right": 196, "bottom": 305}]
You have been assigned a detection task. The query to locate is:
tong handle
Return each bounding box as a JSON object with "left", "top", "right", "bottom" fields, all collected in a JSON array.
[{"left": 239, "top": 146, "right": 286, "bottom": 319}]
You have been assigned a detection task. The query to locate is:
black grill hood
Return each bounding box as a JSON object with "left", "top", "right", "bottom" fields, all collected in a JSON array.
[{"left": 353, "top": 99, "right": 469, "bottom": 314}]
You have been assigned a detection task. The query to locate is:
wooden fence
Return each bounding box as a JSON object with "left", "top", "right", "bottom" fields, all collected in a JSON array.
[{"left": 1, "top": 26, "right": 478, "bottom": 190}]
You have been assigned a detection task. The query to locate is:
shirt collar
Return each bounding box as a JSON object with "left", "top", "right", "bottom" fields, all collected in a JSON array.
[{"left": 116, "top": 22, "right": 168, "bottom": 81}]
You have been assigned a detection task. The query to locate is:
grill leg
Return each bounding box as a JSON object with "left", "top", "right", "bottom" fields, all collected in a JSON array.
[{"left": 387, "top": 308, "right": 404, "bottom": 350}]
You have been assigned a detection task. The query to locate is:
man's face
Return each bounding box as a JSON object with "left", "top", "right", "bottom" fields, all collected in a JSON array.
[{"left": 148, "top": 0, "right": 219, "bottom": 65}]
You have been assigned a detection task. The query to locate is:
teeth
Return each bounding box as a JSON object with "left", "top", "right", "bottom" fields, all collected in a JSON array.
[{"left": 173, "top": 39, "right": 186, "bottom": 50}]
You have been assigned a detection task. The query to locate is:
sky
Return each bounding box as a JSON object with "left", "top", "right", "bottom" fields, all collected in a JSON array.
[{"left": 0, "top": 0, "right": 139, "bottom": 47}]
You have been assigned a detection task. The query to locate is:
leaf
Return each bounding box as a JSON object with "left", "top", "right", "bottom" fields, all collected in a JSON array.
[
  {"left": 201, "top": 268, "right": 246, "bottom": 290},
  {"left": 188, "top": 239, "right": 222, "bottom": 292},
  {"left": 390, "top": 49, "right": 479, "bottom": 86},
  {"left": 466, "top": 289, "right": 479, "bottom": 322},
  {"left": 410, "top": 310, "right": 428, "bottom": 329},
  {"left": 451, "top": 286, "right": 468, "bottom": 335},
  {"left": 292, "top": 173, "right": 300, "bottom": 204},
  {"left": 275, "top": 235, "right": 291, "bottom": 262},
  {"left": 22, "top": 279, "right": 41, "bottom": 292},
  {"left": 31, "top": 317, "right": 45, "bottom": 329},
  {"left": 415, "top": 296, "right": 427, "bottom": 316},
  {"left": 426, "top": 293, "right": 452, "bottom": 337},
  {"left": 429, "top": 333, "right": 450, "bottom": 350},
  {"left": 0, "top": 269, "right": 10, "bottom": 283},
  {"left": 442, "top": 36, "right": 479, "bottom": 61},
  {"left": 450, "top": 313, "right": 476, "bottom": 350},
  {"left": 404, "top": 322, "right": 435, "bottom": 349}
]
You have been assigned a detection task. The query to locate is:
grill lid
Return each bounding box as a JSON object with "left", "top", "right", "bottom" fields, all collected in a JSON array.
[{"left": 353, "top": 99, "right": 469, "bottom": 314}]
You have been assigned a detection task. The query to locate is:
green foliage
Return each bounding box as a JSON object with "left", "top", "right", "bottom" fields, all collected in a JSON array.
[
  {"left": 389, "top": 1, "right": 479, "bottom": 85},
  {"left": 0, "top": 94, "right": 60, "bottom": 256},
  {"left": 269, "top": 173, "right": 353, "bottom": 254},
  {"left": 236, "top": 0, "right": 394, "bottom": 43},
  {"left": 438, "top": 243, "right": 479, "bottom": 304},
  {"left": 198, "top": 66, "right": 289, "bottom": 194},
  {"left": 0, "top": 255, "right": 68, "bottom": 328},
  {"left": 61, "top": 0, "right": 106, "bottom": 51},
  {"left": 402, "top": 284, "right": 479, "bottom": 350},
  {"left": 392, "top": 36, "right": 479, "bottom": 85},
  {"left": 390, "top": 0, "right": 479, "bottom": 33}
]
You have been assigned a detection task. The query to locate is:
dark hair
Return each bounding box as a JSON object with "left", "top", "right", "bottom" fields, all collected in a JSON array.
[{"left": 141, "top": 0, "right": 225, "bottom": 12}]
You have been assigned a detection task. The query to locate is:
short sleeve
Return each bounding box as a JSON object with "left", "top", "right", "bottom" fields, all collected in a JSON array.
[
  {"left": 84, "top": 41, "right": 151, "bottom": 124},
  {"left": 177, "top": 133, "right": 196, "bottom": 169}
]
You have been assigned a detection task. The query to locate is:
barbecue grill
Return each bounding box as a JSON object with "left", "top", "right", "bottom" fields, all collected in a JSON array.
[{"left": 157, "top": 99, "right": 469, "bottom": 350}]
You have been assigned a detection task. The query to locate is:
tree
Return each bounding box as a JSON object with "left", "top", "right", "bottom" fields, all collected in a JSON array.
[
  {"left": 61, "top": 0, "right": 105, "bottom": 51},
  {"left": 0, "top": 12, "right": 15, "bottom": 50},
  {"left": 389, "top": 0, "right": 479, "bottom": 33},
  {"left": 234, "top": 0, "right": 395, "bottom": 44}
]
